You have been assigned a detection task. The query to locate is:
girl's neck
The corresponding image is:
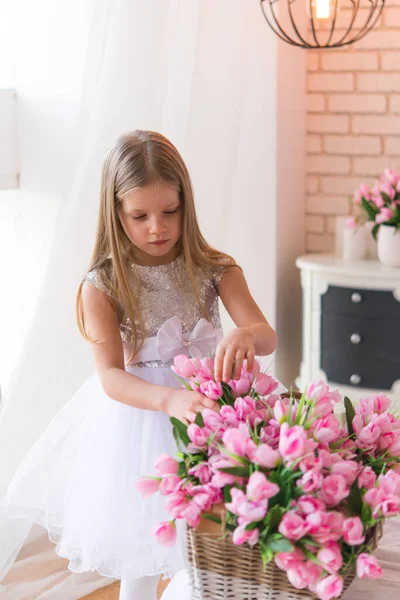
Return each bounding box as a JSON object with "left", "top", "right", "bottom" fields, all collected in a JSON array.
[{"left": 131, "top": 244, "right": 181, "bottom": 267}]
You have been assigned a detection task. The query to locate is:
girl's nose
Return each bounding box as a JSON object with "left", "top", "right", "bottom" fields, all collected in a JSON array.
[{"left": 149, "top": 216, "right": 166, "bottom": 235}]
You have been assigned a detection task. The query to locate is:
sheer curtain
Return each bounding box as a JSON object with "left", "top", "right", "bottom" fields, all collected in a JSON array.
[{"left": 0, "top": 0, "right": 278, "bottom": 597}]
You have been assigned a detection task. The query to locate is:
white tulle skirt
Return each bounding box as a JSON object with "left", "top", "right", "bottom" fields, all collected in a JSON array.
[{"left": 0, "top": 365, "right": 186, "bottom": 593}]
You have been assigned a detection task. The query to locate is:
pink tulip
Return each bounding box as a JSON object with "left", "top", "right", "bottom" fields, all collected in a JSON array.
[
  {"left": 235, "top": 395, "right": 256, "bottom": 419},
  {"left": 347, "top": 216, "right": 359, "bottom": 230},
  {"left": 155, "top": 454, "right": 179, "bottom": 476},
  {"left": 376, "top": 207, "right": 393, "bottom": 224},
  {"left": 202, "top": 408, "right": 224, "bottom": 429},
  {"left": 229, "top": 376, "right": 252, "bottom": 397},
  {"left": 279, "top": 512, "right": 311, "bottom": 541},
  {"left": 297, "top": 469, "right": 324, "bottom": 493},
  {"left": 188, "top": 463, "right": 212, "bottom": 484},
  {"left": 358, "top": 466, "right": 377, "bottom": 490},
  {"left": 220, "top": 405, "right": 240, "bottom": 427},
  {"left": 135, "top": 476, "right": 161, "bottom": 497},
  {"left": 200, "top": 357, "right": 215, "bottom": 372},
  {"left": 313, "top": 415, "right": 341, "bottom": 443},
  {"left": 253, "top": 373, "right": 279, "bottom": 396},
  {"left": 354, "top": 183, "right": 370, "bottom": 205},
  {"left": 306, "top": 381, "right": 341, "bottom": 417},
  {"left": 287, "top": 563, "right": 309, "bottom": 589},
  {"left": 273, "top": 399, "right": 288, "bottom": 422},
  {"left": 380, "top": 181, "right": 396, "bottom": 199},
  {"left": 200, "top": 380, "right": 223, "bottom": 400},
  {"left": 232, "top": 524, "right": 259, "bottom": 546},
  {"left": 372, "top": 393, "right": 391, "bottom": 414},
  {"left": 226, "top": 488, "right": 268, "bottom": 522},
  {"left": 152, "top": 521, "right": 177, "bottom": 547},
  {"left": 317, "top": 542, "right": 343, "bottom": 574},
  {"left": 159, "top": 474, "right": 182, "bottom": 496},
  {"left": 172, "top": 355, "right": 197, "bottom": 378},
  {"left": 356, "top": 553, "right": 382, "bottom": 579},
  {"left": 275, "top": 547, "right": 305, "bottom": 570},
  {"left": 321, "top": 474, "right": 349, "bottom": 506},
  {"left": 279, "top": 423, "right": 308, "bottom": 461},
  {"left": 187, "top": 424, "right": 210, "bottom": 448},
  {"left": 331, "top": 460, "right": 359, "bottom": 485},
  {"left": 222, "top": 427, "right": 249, "bottom": 457},
  {"left": 343, "top": 517, "right": 365, "bottom": 546},
  {"left": 247, "top": 472, "right": 280, "bottom": 502},
  {"left": 315, "top": 574, "right": 343, "bottom": 600},
  {"left": 297, "top": 496, "right": 326, "bottom": 515},
  {"left": 358, "top": 422, "right": 381, "bottom": 445},
  {"left": 252, "top": 443, "right": 281, "bottom": 468},
  {"left": 164, "top": 491, "right": 187, "bottom": 518},
  {"left": 384, "top": 168, "right": 400, "bottom": 186},
  {"left": 180, "top": 500, "right": 202, "bottom": 528}
]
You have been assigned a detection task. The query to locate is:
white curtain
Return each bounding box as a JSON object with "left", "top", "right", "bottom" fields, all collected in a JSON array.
[{"left": 0, "top": 0, "right": 278, "bottom": 597}]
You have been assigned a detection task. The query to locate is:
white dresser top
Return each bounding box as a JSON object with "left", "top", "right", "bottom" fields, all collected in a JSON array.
[{"left": 296, "top": 254, "right": 400, "bottom": 280}]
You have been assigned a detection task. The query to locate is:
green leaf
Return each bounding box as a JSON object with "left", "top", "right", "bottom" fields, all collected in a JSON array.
[
  {"left": 170, "top": 417, "right": 190, "bottom": 446},
  {"left": 202, "top": 513, "right": 222, "bottom": 525},
  {"left": 361, "top": 502, "right": 372, "bottom": 524},
  {"left": 219, "top": 466, "right": 251, "bottom": 477},
  {"left": 372, "top": 224, "right": 380, "bottom": 240},
  {"left": 245, "top": 521, "right": 260, "bottom": 531},
  {"left": 265, "top": 505, "right": 285, "bottom": 531},
  {"left": 267, "top": 535, "right": 293, "bottom": 553},
  {"left": 361, "top": 197, "right": 379, "bottom": 221},
  {"left": 344, "top": 396, "right": 356, "bottom": 439},
  {"left": 178, "top": 462, "right": 187, "bottom": 477},
  {"left": 348, "top": 481, "right": 363, "bottom": 516},
  {"left": 223, "top": 486, "right": 232, "bottom": 503},
  {"left": 194, "top": 412, "right": 205, "bottom": 427}
]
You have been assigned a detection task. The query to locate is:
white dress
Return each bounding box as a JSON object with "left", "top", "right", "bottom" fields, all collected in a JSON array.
[{"left": 0, "top": 255, "right": 226, "bottom": 596}]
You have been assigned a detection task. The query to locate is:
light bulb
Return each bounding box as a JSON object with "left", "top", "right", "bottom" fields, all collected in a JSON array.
[{"left": 315, "top": 0, "right": 331, "bottom": 19}]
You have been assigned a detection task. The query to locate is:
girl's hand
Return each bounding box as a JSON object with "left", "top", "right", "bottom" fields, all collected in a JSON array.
[
  {"left": 164, "top": 389, "right": 220, "bottom": 424},
  {"left": 214, "top": 328, "right": 255, "bottom": 383}
]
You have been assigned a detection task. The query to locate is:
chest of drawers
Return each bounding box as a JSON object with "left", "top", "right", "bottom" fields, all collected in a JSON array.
[{"left": 295, "top": 255, "right": 400, "bottom": 406}]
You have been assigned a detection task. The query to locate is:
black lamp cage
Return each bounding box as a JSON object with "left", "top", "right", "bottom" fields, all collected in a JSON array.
[{"left": 260, "top": 0, "right": 386, "bottom": 49}]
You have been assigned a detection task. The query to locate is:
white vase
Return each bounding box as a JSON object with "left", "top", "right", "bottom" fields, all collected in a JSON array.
[
  {"left": 377, "top": 226, "right": 400, "bottom": 267},
  {"left": 364, "top": 222, "right": 378, "bottom": 260},
  {"left": 342, "top": 226, "right": 368, "bottom": 261}
]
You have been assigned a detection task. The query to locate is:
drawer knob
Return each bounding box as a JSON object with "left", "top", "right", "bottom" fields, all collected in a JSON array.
[
  {"left": 350, "top": 373, "right": 362, "bottom": 385},
  {"left": 350, "top": 333, "right": 362, "bottom": 344},
  {"left": 351, "top": 292, "right": 363, "bottom": 304}
]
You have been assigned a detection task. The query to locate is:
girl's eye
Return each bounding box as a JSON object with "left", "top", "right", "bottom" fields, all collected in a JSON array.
[
  {"left": 164, "top": 209, "right": 178, "bottom": 215},
  {"left": 132, "top": 215, "right": 146, "bottom": 220}
]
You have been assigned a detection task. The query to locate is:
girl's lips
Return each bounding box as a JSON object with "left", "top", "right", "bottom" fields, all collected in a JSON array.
[{"left": 151, "top": 240, "right": 169, "bottom": 246}]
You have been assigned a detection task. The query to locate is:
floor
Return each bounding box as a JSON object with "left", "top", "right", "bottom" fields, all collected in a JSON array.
[{"left": 81, "top": 581, "right": 120, "bottom": 600}]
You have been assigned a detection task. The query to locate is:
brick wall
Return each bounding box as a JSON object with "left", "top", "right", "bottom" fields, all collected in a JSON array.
[{"left": 305, "top": 1, "right": 400, "bottom": 252}]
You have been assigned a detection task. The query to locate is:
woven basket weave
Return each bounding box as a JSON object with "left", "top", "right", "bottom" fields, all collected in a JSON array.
[{"left": 186, "top": 522, "right": 356, "bottom": 600}]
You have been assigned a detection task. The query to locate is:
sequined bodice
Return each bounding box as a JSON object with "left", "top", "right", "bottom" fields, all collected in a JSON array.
[{"left": 84, "top": 255, "right": 226, "bottom": 344}]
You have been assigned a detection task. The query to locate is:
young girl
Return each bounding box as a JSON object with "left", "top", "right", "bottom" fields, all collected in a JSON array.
[{"left": 0, "top": 130, "right": 277, "bottom": 599}]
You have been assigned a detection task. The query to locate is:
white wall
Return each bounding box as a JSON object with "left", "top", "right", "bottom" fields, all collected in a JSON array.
[{"left": 0, "top": 0, "right": 306, "bottom": 494}]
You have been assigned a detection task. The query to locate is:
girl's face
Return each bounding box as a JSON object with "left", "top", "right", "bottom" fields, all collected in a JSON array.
[{"left": 118, "top": 180, "right": 182, "bottom": 266}]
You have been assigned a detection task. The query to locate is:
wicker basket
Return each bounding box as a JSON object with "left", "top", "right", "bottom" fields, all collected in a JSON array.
[{"left": 185, "top": 506, "right": 381, "bottom": 600}]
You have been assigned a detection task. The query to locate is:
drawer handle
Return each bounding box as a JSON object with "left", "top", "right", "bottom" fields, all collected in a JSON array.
[
  {"left": 350, "top": 373, "right": 362, "bottom": 385},
  {"left": 350, "top": 333, "right": 362, "bottom": 345},
  {"left": 351, "top": 292, "right": 363, "bottom": 304}
]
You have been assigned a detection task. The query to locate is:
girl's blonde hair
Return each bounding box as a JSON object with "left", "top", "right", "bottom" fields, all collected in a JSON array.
[{"left": 76, "top": 130, "right": 236, "bottom": 361}]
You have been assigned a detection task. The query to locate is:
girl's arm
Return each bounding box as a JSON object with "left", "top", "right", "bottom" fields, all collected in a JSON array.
[
  {"left": 82, "top": 282, "right": 219, "bottom": 420},
  {"left": 215, "top": 267, "right": 277, "bottom": 383}
]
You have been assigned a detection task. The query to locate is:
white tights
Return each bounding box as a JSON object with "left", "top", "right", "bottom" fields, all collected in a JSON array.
[{"left": 119, "top": 574, "right": 159, "bottom": 600}]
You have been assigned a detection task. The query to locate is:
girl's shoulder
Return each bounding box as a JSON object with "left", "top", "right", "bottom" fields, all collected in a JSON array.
[
  {"left": 84, "top": 259, "right": 113, "bottom": 298},
  {"left": 199, "top": 253, "right": 237, "bottom": 290}
]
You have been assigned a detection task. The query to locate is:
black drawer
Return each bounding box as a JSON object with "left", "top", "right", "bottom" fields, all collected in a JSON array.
[
  {"left": 321, "top": 286, "right": 400, "bottom": 320},
  {"left": 321, "top": 351, "right": 400, "bottom": 391},
  {"left": 321, "top": 314, "right": 400, "bottom": 363}
]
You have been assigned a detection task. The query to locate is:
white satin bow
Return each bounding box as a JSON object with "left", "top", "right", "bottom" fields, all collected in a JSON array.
[{"left": 156, "top": 316, "right": 219, "bottom": 362}]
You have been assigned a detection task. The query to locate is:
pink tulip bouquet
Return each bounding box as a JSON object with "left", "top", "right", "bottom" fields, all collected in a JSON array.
[
  {"left": 136, "top": 356, "right": 400, "bottom": 600},
  {"left": 350, "top": 168, "right": 400, "bottom": 237}
]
